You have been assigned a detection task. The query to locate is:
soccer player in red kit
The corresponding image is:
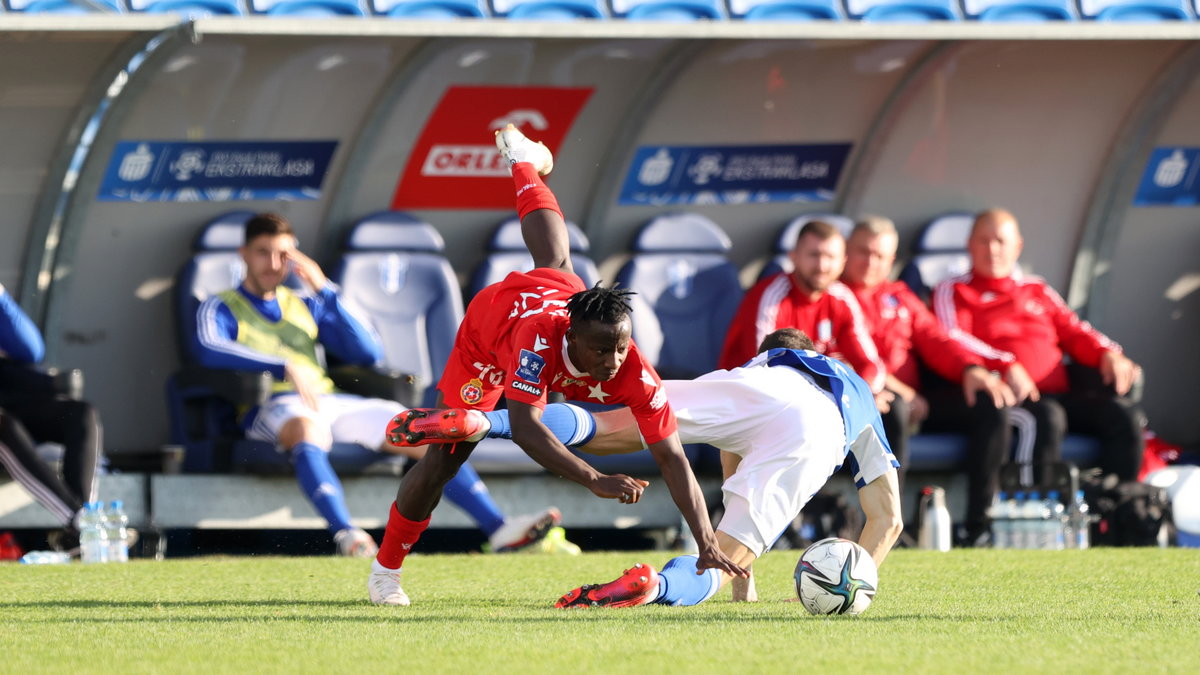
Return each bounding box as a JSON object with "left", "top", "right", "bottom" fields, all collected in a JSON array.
[{"left": 368, "top": 125, "right": 745, "bottom": 606}]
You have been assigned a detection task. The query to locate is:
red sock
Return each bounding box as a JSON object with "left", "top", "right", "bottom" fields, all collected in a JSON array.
[
  {"left": 376, "top": 502, "right": 430, "bottom": 569},
  {"left": 512, "top": 162, "right": 562, "bottom": 221}
]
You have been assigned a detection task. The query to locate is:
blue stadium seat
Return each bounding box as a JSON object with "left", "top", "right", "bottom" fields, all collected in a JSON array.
[
  {"left": 467, "top": 217, "right": 601, "bottom": 298},
  {"left": 370, "top": 0, "right": 484, "bottom": 15},
  {"left": 491, "top": 0, "right": 606, "bottom": 18},
  {"left": 728, "top": 0, "right": 842, "bottom": 19},
  {"left": 166, "top": 212, "right": 404, "bottom": 475},
  {"left": 897, "top": 211, "right": 974, "bottom": 301},
  {"left": 126, "top": 0, "right": 241, "bottom": 14},
  {"left": 332, "top": 211, "right": 465, "bottom": 408},
  {"left": 963, "top": 0, "right": 1076, "bottom": 19},
  {"left": 610, "top": 0, "right": 726, "bottom": 18},
  {"left": 845, "top": 0, "right": 960, "bottom": 20},
  {"left": 1078, "top": 0, "right": 1191, "bottom": 20},
  {"left": 615, "top": 212, "right": 743, "bottom": 380},
  {"left": 248, "top": 0, "right": 365, "bottom": 15},
  {"left": 5, "top": 0, "right": 120, "bottom": 12},
  {"left": 757, "top": 212, "right": 854, "bottom": 282}
]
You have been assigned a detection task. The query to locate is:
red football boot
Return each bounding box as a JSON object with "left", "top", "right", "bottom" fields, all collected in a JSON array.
[
  {"left": 386, "top": 408, "right": 487, "bottom": 447},
  {"left": 555, "top": 563, "right": 660, "bottom": 609}
]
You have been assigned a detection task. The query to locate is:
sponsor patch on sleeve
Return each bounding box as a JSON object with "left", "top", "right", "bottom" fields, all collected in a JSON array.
[
  {"left": 515, "top": 349, "right": 546, "bottom": 383},
  {"left": 510, "top": 380, "right": 543, "bottom": 397}
]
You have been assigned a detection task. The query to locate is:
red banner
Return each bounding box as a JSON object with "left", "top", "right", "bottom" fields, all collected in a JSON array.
[{"left": 391, "top": 86, "right": 593, "bottom": 209}]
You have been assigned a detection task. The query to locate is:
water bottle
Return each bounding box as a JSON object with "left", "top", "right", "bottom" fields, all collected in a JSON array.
[
  {"left": 988, "top": 491, "right": 1012, "bottom": 550},
  {"left": 1009, "top": 492, "right": 1026, "bottom": 549},
  {"left": 917, "top": 486, "right": 952, "bottom": 552},
  {"left": 1068, "top": 489, "right": 1090, "bottom": 550},
  {"left": 19, "top": 551, "right": 71, "bottom": 565},
  {"left": 78, "top": 501, "right": 109, "bottom": 564},
  {"left": 105, "top": 500, "right": 130, "bottom": 563},
  {"left": 1043, "top": 491, "right": 1066, "bottom": 550},
  {"left": 1018, "top": 492, "right": 1045, "bottom": 550}
]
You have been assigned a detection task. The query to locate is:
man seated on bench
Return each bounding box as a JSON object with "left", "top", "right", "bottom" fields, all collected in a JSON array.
[
  {"left": 840, "top": 216, "right": 1015, "bottom": 546},
  {"left": 193, "top": 212, "right": 564, "bottom": 557}
]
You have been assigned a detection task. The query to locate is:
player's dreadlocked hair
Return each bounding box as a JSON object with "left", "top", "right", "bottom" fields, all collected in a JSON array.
[{"left": 567, "top": 283, "right": 635, "bottom": 326}]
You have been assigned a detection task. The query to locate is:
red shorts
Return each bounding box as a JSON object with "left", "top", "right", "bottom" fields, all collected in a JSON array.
[{"left": 437, "top": 267, "right": 584, "bottom": 410}]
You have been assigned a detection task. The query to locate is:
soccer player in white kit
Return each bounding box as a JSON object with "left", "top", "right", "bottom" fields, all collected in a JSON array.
[{"left": 390, "top": 327, "right": 904, "bottom": 607}]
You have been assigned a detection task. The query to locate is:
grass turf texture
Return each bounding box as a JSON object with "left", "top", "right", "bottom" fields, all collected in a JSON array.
[{"left": 2, "top": 549, "right": 1197, "bottom": 673}]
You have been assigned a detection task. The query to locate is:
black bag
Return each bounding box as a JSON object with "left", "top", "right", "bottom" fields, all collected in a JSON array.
[{"left": 1081, "top": 472, "right": 1173, "bottom": 546}]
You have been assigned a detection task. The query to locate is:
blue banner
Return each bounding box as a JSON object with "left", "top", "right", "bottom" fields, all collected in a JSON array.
[
  {"left": 1134, "top": 147, "right": 1200, "bottom": 206},
  {"left": 98, "top": 140, "right": 338, "bottom": 202},
  {"left": 618, "top": 143, "right": 852, "bottom": 206}
]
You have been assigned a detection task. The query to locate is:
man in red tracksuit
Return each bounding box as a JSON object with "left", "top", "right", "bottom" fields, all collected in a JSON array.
[
  {"left": 841, "top": 216, "right": 1015, "bottom": 543},
  {"left": 719, "top": 220, "right": 888, "bottom": 398},
  {"left": 933, "top": 208, "right": 1144, "bottom": 495}
]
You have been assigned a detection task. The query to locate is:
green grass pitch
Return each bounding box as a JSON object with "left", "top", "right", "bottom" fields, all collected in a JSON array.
[{"left": 2, "top": 548, "right": 1198, "bottom": 673}]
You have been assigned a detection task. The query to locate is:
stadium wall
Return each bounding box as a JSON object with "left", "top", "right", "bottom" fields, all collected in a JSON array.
[{"left": 0, "top": 18, "right": 1197, "bottom": 454}]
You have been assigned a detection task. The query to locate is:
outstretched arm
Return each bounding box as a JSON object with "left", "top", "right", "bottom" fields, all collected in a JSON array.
[
  {"left": 856, "top": 468, "right": 904, "bottom": 568},
  {"left": 647, "top": 434, "right": 748, "bottom": 578},
  {"left": 508, "top": 399, "right": 648, "bottom": 501}
]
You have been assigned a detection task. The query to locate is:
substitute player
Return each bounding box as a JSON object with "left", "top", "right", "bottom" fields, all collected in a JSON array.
[
  {"left": 368, "top": 125, "right": 746, "bottom": 606},
  {"left": 393, "top": 328, "right": 903, "bottom": 608}
]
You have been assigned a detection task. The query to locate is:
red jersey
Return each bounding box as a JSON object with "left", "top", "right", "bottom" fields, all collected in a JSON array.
[
  {"left": 845, "top": 279, "right": 982, "bottom": 391},
  {"left": 932, "top": 272, "right": 1121, "bottom": 394},
  {"left": 452, "top": 268, "right": 677, "bottom": 445},
  {"left": 718, "top": 273, "right": 886, "bottom": 393}
]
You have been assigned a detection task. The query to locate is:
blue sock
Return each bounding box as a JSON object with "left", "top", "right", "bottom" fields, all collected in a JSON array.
[
  {"left": 483, "top": 403, "right": 596, "bottom": 446},
  {"left": 291, "top": 442, "right": 353, "bottom": 533},
  {"left": 442, "top": 461, "right": 505, "bottom": 536},
  {"left": 652, "top": 555, "right": 722, "bottom": 607}
]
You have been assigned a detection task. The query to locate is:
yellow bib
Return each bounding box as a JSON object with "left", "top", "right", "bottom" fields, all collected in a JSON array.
[{"left": 218, "top": 287, "right": 335, "bottom": 395}]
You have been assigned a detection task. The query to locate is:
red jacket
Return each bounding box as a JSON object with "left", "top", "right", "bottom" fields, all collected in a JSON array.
[
  {"left": 932, "top": 272, "right": 1121, "bottom": 394},
  {"left": 845, "top": 279, "right": 982, "bottom": 391},
  {"left": 718, "top": 273, "right": 886, "bottom": 393}
]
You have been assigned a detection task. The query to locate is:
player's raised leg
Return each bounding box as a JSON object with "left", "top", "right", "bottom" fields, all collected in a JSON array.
[{"left": 495, "top": 124, "right": 573, "bottom": 274}]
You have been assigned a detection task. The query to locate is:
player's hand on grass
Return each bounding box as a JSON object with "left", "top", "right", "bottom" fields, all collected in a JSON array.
[
  {"left": 590, "top": 475, "right": 649, "bottom": 503},
  {"left": 696, "top": 545, "right": 749, "bottom": 578}
]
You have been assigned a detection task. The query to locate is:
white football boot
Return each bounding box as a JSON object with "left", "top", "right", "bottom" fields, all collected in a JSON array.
[
  {"left": 495, "top": 123, "right": 554, "bottom": 176},
  {"left": 368, "top": 560, "right": 411, "bottom": 606}
]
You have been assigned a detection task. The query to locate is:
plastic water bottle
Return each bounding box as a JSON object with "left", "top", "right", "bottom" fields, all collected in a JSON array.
[
  {"left": 78, "top": 501, "right": 109, "bottom": 564},
  {"left": 1010, "top": 492, "right": 1027, "bottom": 549},
  {"left": 104, "top": 500, "right": 130, "bottom": 563},
  {"left": 1043, "top": 491, "right": 1066, "bottom": 550},
  {"left": 917, "top": 486, "right": 952, "bottom": 552},
  {"left": 1019, "top": 492, "right": 1045, "bottom": 550},
  {"left": 19, "top": 551, "right": 71, "bottom": 565},
  {"left": 988, "top": 491, "right": 1013, "bottom": 550},
  {"left": 1068, "top": 489, "right": 1090, "bottom": 550}
]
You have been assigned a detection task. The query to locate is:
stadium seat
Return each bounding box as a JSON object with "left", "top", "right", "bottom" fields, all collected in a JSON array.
[
  {"left": 467, "top": 217, "right": 601, "bottom": 298},
  {"left": 126, "top": 0, "right": 242, "bottom": 14},
  {"left": 962, "top": 0, "right": 1076, "bottom": 20},
  {"left": 331, "top": 211, "right": 464, "bottom": 408},
  {"left": 1078, "top": 0, "right": 1191, "bottom": 20},
  {"left": 897, "top": 211, "right": 974, "bottom": 301},
  {"left": 166, "top": 211, "right": 406, "bottom": 475},
  {"left": 610, "top": 0, "right": 726, "bottom": 19},
  {"left": 5, "top": 0, "right": 120, "bottom": 12},
  {"left": 615, "top": 212, "right": 743, "bottom": 380},
  {"left": 369, "top": 0, "right": 485, "bottom": 15},
  {"left": 727, "top": 0, "right": 842, "bottom": 19},
  {"left": 248, "top": 0, "right": 365, "bottom": 15},
  {"left": 757, "top": 212, "right": 854, "bottom": 282},
  {"left": 844, "top": 0, "right": 960, "bottom": 20},
  {"left": 490, "top": 0, "right": 606, "bottom": 18}
]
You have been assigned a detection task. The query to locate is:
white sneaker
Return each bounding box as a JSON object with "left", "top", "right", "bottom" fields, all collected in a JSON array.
[
  {"left": 368, "top": 560, "right": 411, "bottom": 606},
  {"left": 488, "top": 507, "right": 562, "bottom": 553},
  {"left": 495, "top": 123, "right": 554, "bottom": 176},
  {"left": 334, "top": 528, "right": 378, "bottom": 558},
  {"left": 527, "top": 526, "right": 582, "bottom": 555}
]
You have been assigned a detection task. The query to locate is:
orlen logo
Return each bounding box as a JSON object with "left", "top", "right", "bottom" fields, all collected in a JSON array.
[{"left": 420, "top": 109, "right": 549, "bottom": 177}]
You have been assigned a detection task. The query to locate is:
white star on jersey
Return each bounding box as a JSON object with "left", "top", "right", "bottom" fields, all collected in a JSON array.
[{"left": 587, "top": 383, "right": 609, "bottom": 402}]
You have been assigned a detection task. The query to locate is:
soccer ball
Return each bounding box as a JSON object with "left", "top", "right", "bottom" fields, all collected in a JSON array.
[{"left": 794, "top": 537, "right": 878, "bottom": 616}]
